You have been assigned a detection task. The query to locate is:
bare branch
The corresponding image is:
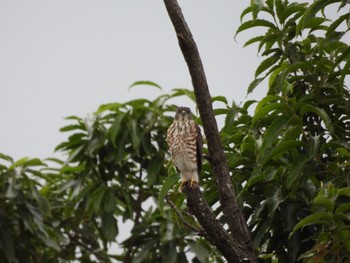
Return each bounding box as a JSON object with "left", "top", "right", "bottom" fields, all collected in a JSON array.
[{"left": 181, "top": 184, "right": 244, "bottom": 263}]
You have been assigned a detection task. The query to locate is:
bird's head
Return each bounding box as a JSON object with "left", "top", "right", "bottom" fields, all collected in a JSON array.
[{"left": 174, "top": 106, "right": 192, "bottom": 121}]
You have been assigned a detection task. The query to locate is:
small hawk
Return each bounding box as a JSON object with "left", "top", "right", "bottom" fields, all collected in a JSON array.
[{"left": 166, "top": 107, "right": 203, "bottom": 189}]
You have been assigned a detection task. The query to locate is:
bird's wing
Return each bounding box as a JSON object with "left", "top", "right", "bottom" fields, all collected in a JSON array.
[{"left": 195, "top": 123, "right": 203, "bottom": 173}]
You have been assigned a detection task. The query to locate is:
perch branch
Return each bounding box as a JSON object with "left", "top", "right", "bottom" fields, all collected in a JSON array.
[{"left": 182, "top": 184, "right": 244, "bottom": 263}]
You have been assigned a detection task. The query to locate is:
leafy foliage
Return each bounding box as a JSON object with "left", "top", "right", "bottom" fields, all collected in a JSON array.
[
  {"left": 234, "top": 0, "right": 350, "bottom": 261},
  {"left": 0, "top": 89, "right": 222, "bottom": 262}
]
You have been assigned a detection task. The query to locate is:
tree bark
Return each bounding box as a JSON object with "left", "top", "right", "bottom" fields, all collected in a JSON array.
[{"left": 163, "top": 0, "right": 256, "bottom": 262}]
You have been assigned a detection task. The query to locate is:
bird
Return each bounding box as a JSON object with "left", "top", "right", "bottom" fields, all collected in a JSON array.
[{"left": 166, "top": 106, "right": 203, "bottom": 190}]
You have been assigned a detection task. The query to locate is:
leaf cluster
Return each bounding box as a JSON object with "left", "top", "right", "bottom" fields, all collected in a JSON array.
[
  {"left": 231, "top": 0, "right": 350, "bottom": 261},
  {"left": 0, "top": 88, "right": 222, "bottom": 262}
]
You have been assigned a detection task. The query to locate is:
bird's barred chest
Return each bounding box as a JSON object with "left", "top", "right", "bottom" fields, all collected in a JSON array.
[{"left": 167, "top": 120, "right": 198, "bottom": 170}]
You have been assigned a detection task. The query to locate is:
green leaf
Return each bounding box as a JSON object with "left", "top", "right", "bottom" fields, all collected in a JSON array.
[
  {"left": 133, "top": 240, "right": 157, "bottom": 263},
  {"left": 92, "top": 186, "right": 106, "bottom": 213},
  {"left": 214, "top": 108, "right": 228, "bottom": 116},
  {"left": 121, "top": 188, "right": 134, "bottom": 219},
  {"left": 247, "top": 78, "right": 263, "bottom": 94},
  {"left": 338, "top": 187, "right": 350, "bottom": 197},
  {"left": 170, "top": 88, "right": 196, "bottom": 102},
  {"left": 235, "top": 19, "right": 277, "bottom": 37},
  {"left": 32, "top": 186, "right": 51, "bottom": 215},
  {"left": 280, "top": 3, "right": 307, "bottom": 24},
  {"left": 0, "top": 153, "right": 13, "bottom": 163},
  {"left": 280, "top": 61, "right": 312, "bottom": 80},
  {"left": 59, "top": 124, "right": 85, "bottom": 132},
  {"left": 290, "top": 212, "right": 332, "bottom": 237},
  {"left": 326, "top": 13, "right": 350, "bottom": 36},
  {"left": 313, "top": 195, "right": 334, "bottom": 212},
  {"left": 129, "top": 119, "right": 141, "bottom": 155},
  {"left": 340, "top": 58, "right": 350, "bottom": 85},
  {"left": 96, "top": 102, "right": 123, "bottom": 113},
  {"left": 286, "top": 154, "right": 309, "bottom": 189},
  {"left": 255, "top": 95, "right": 281, "bottom": 110},
  {"left": 300, "top": 104, "right": 334, "bottom": 134},
  {"left": 147, "top": 157, "right": 163, "bottom": 186},
  {"left": 335, "top": 203, "right": 350, "bottom": 214},
  {"left": 101, "top": 212, "right": 118, "bottom": 241},
  {"left": 162, "top": 241, "right": 177, "bottom": 263},
  {"left": 158, "top": 172, "right": 179, "bottom": 212},
  {"left": 240, "top": 6, "right": 252, "bottom": 22},
  {"left": 37, "top": 232, "right": 61, "bottom": 251},
  {"left": 261, "top": 140, "right": 305, "bottom": 165},
  {"left": 8, "top": 157, "right": 29, "bottom": 170},
  {"left": 243, "top": 35, "right": 264, "bottom": 48},
  {"left": 255, "top": 55, "right": 280, "bottom": 77},
  {"left": 187, "top": 239, "right": 210, "bottom": 263},
  {"left": 104, "top": 187, "right": 116, "bottom": 213},
  {"left": 60, "top": 164, "right": 85, "bottom": 173},
  {"left": 128, "top": 80, "right": 163, "bottom": 91},
  {"left": 258, "top": 33, "right": 282, "bottom": 54},
  {"left": 252, "top": 103, "right": 289, "bottom": 124},
  {"left": 259, "top": 115, "right": 291, "bottom": 154},
  {"left": 0, "top": 227, "right": 15, "bottom": 262},
  {"left": 212, "top": 96, "right": 228, "bottom": 105},
  {"left": 251, "top": 0, "right": 264, "bottom": 19},
  {"left": 116, "top": 129, "right": 128, "bottom": 163},
  {"left": 109, "top": 113, "right": 125, "bottom": 148},
  {"left": 274, "top": 0, "right": 284, "bottom": 24}
]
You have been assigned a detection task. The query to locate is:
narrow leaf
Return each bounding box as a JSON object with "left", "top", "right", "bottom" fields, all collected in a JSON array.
[
  {"left": 212, "top": 96, "right": 228, "bottom": 105},
  {"left": 300, "top": 104, "right": 334, "bottom": 134},
  {"left": 109, "top": 113, "right": 125, "bottom": 148},
  {"left": 290, "top": 212, "right": 332, "bottom": 237},
  {"left": 261, "top": 141, "right": 304, "bottom": 165},
  {"left": 259, "top": 115, "right": 291, "bottom": 154},
  {"left": 187, "top": 239, "right": 210, "bottom": 263},
  {"left": 252, "top": 103, "right": 289, "bottom": 124},
  {"left": 101, "top": 212, "right": 118, "bottom": 241},
  {"left": 247, "top": 78, "right": 263, "bottom": 94},
  {"left": 243, "top": 35, "right": 264, "bottom": 48},
  {"left": 128, "top": 80, "right": 162, "bottom": 91},
  {"left": 236, "top": 19, "right": 277, "bottom": 37},
  {"left": 0, "top": 153, "right": 13, "bottom": 163},
  {"left": 158, "top": 172, "right": 179, "bottom": 212},
  {"left": 104, "top": 188, "right": 116, "bottom": 213},
  {"left": 0, "top": 226, "right": 15, "bottom": 262}
]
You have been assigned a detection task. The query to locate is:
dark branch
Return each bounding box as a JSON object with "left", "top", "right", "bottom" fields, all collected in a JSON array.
[
  {"left": 163, "top": 0, "right": 256, "bottom": 262},
  {"left": 182, "top": 184, "right": 244, "bottom": 263}
]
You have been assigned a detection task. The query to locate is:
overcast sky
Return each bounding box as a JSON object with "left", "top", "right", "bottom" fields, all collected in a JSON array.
[{"left": 0, "top": 1, "right": 264, "bottom": 160}]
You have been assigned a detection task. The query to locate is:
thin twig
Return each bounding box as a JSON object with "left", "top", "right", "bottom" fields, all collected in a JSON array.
[{"left": 165, "top": 194, "right": 201, "bottom": 233}]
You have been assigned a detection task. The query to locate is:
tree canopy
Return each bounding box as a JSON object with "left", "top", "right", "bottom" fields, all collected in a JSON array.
[{"left": 1, "top": 0, "right": 350, "bottom": 262}]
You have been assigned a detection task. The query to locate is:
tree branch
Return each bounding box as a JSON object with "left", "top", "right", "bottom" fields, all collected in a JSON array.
[
  {"left": 182, "top": 184, "right": 244, "bottom": 263},
  {"left": 163, "top": 0, "right": 256, "bottom": 262}
]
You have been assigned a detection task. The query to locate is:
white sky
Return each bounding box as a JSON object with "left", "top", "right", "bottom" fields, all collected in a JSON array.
[{"left": 0, "top": 1, "right": 263, "bottom": 160}]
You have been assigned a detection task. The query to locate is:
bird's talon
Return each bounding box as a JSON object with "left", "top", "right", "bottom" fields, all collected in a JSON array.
[
  {"left": 179, "top": 181, "right": 186, "bottom": 192},
  {"left": 189, "top": 179, "right": 198, "bottom": 188}
]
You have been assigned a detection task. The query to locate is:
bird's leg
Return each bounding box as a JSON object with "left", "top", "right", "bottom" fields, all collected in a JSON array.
[
  {"left": 179, "top": 176, "right": 187, "bottom": 191},
  {"left": 189, "top": 178, "right": 198, "bottom": 188}
]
